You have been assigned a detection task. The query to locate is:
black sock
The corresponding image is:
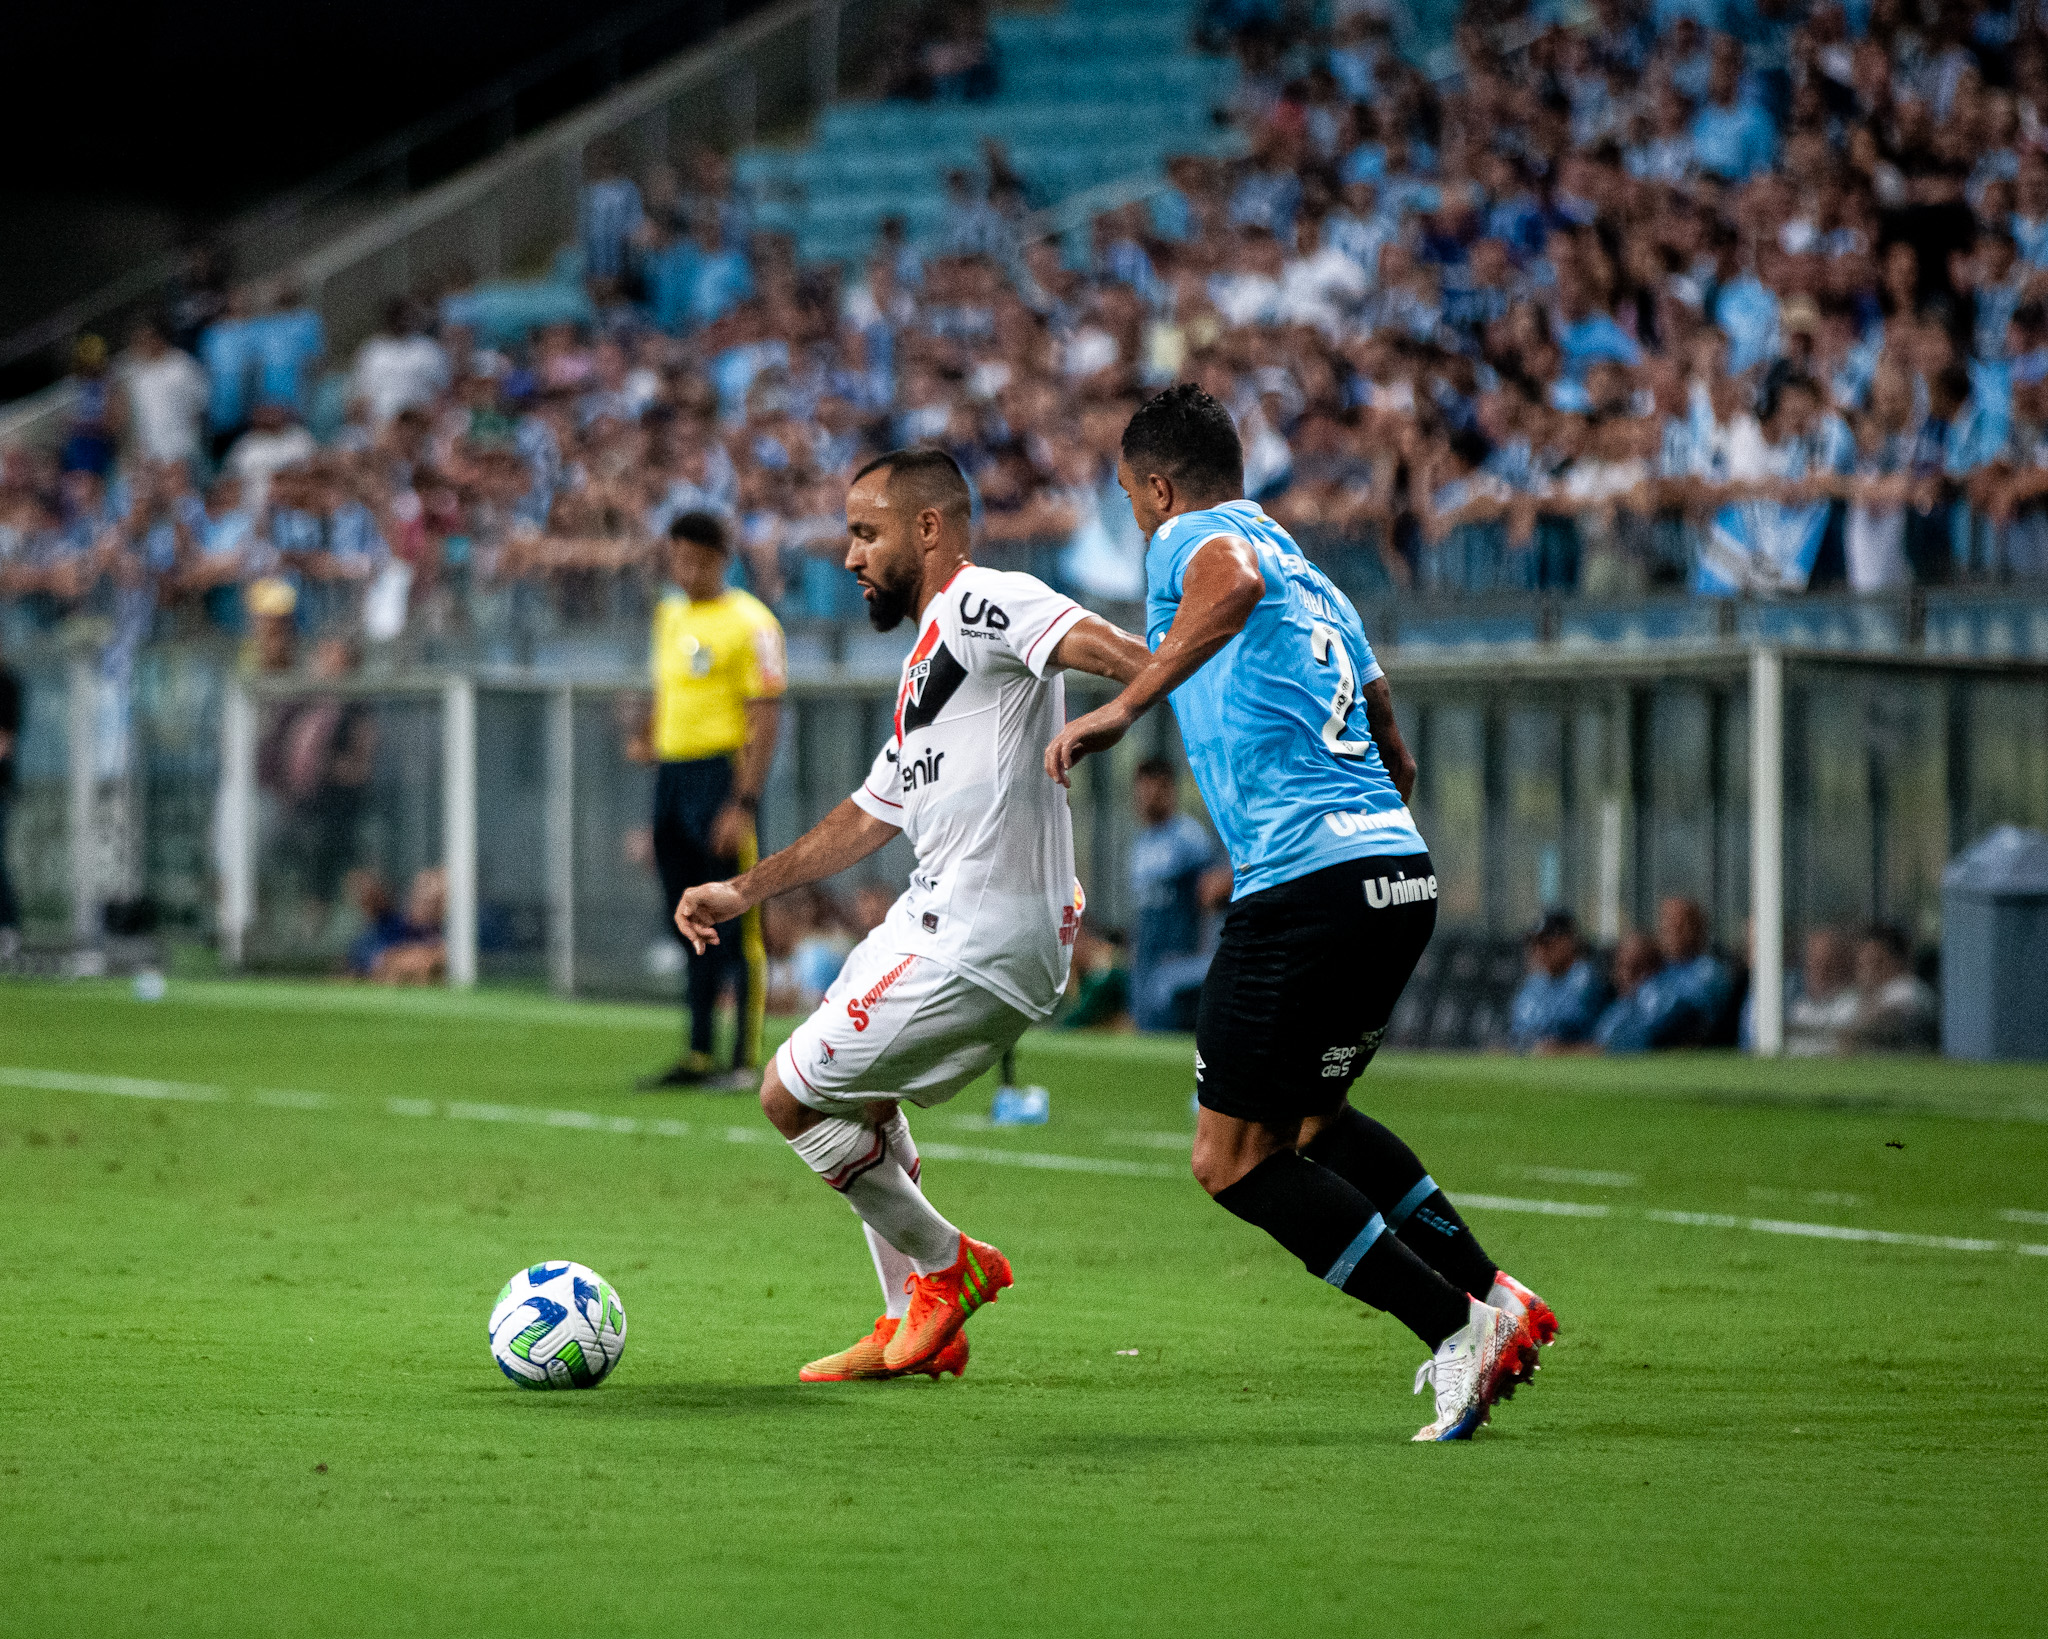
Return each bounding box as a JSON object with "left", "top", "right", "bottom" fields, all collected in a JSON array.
[
  {"left": 1302, "top": 1105, "right": 1500, "bottom": 1300},
  {"left": 1213, "top": 1150, "right": 1471, "bottom": 1348}
]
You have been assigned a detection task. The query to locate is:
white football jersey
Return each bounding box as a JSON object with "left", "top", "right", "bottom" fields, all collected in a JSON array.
[{"left": 848, "top": 564, "right": 1090, "bottom": 1019}]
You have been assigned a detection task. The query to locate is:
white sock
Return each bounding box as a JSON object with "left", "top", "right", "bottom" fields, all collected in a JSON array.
[
  {"left": 865, "top": 1106, "right": 924, "bottom": 1316},
  {"left": 865, "top": 1224, "right": 915, "bottom": 1320},
  {"left": 788, "top": 1113, "right": 961, "bottom": 1270}
]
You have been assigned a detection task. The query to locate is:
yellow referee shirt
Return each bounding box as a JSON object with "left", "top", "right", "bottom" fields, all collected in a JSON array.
[{"left": 650, "top": 588, "right": 787, "bottom": 763}]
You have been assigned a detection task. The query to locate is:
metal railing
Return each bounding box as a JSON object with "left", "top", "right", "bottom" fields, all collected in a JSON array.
[{"left": 8, "top": 632, "right": 2047, "bottom": 1052}]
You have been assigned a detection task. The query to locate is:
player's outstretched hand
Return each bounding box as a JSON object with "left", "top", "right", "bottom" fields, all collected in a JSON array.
[
  {"left": 675, "top": 881, "right": 747, "bottom": 953},
  {"left": 1044, "top": 700, "right": 1134, "bottom": 787}
]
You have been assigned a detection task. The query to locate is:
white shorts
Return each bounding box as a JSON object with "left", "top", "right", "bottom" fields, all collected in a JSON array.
[{"left": 775, "top": 934, "right": 1032, "bottom": 1117}]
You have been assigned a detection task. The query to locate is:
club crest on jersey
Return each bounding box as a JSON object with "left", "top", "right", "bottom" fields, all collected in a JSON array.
[
  {"left": 906, "top": 657, "right": 933, "bottom": 705},
  {"left": 847, "top": 956, "right": 915, "bottom": 1031}
]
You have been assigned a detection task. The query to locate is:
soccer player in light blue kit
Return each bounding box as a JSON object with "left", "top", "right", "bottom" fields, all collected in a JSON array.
[{"left": 1047, "top": 385, "right": 1559, "bottom": 1440}]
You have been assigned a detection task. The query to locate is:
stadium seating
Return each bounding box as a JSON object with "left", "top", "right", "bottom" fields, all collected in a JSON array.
[{"left": 734, "top": 0, "right": 1239, "bottom": 264}]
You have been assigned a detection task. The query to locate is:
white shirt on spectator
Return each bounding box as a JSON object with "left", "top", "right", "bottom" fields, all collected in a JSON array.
[
  {"left": 352, "top": 334, "right": 451, "bottom": 427},
  {"left": 1277, "top": 246, "right": 1368, "bottom": 335},
  {"left": 122, "top": 348, "right": 208, "bottom": 465},
  {"left": 226, "top": 427, "right": 317, "bottom": 512}
]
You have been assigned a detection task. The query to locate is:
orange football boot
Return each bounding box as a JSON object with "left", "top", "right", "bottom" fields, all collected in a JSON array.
[
  {"left": 881, "top": 1234, "right": 1013, "bottom": 1372},
  {"left": 799, "top": 1315, "right": 970, "bottom": 1382}
]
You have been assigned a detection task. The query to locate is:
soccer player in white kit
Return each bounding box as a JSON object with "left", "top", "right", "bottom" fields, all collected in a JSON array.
[{"left": 676, "top": 449, "right": 1149, "bottom": 1382}]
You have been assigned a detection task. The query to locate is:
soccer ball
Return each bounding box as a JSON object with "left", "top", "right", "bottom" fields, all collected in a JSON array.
[{"left": 488, "top": 1261, "right": 627, "bottom": 1390}]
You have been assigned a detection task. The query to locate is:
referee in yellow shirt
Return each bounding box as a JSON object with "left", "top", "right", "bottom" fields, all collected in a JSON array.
[{"left": 633, "top": 512, "right": 786, "bottom": 1089}]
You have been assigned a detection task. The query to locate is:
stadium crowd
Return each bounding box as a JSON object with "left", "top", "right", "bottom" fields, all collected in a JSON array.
[{"left": 8, "top": 0, "right": 2048, "bottom": 658}]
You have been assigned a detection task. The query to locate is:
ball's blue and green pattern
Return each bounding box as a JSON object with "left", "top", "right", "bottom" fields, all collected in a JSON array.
[{"left": 488, "top": 1261, "right": 627, "bottom": 1390}]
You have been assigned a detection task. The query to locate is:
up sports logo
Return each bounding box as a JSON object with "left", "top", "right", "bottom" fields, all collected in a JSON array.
[{"left": 846, "top": 957, "right": 916, "bottom": 1031}]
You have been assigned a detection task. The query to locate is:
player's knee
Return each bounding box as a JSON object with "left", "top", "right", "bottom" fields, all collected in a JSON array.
[
  {"left": 1190, "top": 1135, "right": 1240, "bottom": 1198},
  {"left": 758, "top": 1064, "right": 809, "bottom": 1138}
]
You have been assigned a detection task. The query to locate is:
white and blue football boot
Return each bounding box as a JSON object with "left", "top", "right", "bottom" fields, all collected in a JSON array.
[{"left": 1411, "top": 1298, "right": 1538, "bottom": 1442}]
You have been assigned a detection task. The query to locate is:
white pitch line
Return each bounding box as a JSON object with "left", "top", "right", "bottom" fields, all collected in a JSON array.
[
  {"left": 9, "top": 1065, "right": 2048, "bottom": 1258},
  {"left": 1461, "top": 1193, "right": 1611, "bottom": 1218},
  {"left": 0, "top": 1066, "right": 226, "bottom": 1101},
  {"left": 1507, "top": 1165, "right": 1638, "bottom": 1190}
]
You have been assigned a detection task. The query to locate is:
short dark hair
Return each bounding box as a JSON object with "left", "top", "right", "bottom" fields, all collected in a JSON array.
[
  {"left": 1860, "top": 921, "right": 1911, "bottom": 963},
  {"left": 668, "top": 510, "right": 730, "bottom": 553},
  {"left": 852, "top": 447, "right": 972, "bottom": 522},
  {"left": 1448, "top": 426, "right": 1493, "bottom": 470},
  {"left": 1134, "top": 756, "right": 1176, "bottom": 783},
  {"left": 1120, "top": 384, "right": 1244, "bottom": 499}
]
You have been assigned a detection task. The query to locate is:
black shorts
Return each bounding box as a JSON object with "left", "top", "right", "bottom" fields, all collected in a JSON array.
[
  {"left": 1194, "top": 853, "right": 1436, "bottom": 1124},
  {"left": 653, "top": 756, "right": 738, "bottom": 929}
]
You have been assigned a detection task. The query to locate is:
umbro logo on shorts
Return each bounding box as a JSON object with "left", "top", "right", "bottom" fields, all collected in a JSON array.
[
  {"left": 1363, "top": 873, "right": 1438, "bottom": 909},
  {"left": 846, "top": 956, "right": 916, "bottom": 1032}
]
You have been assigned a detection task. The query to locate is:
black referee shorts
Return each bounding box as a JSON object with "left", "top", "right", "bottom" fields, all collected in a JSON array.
[
  {"left": 1194, "top": 853, "right": 1436, "bottom": 1125},
  {"left": 652, "top": 755, "right": 739, "bottom": 920}
]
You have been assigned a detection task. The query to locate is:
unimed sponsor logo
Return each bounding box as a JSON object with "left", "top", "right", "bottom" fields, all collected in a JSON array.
[
  {"left": 1363, "top": 873, "right": 1437, "bottom": 909},
  {"left": 847, "top": 957, "right": 916, "bottom": 1031}
]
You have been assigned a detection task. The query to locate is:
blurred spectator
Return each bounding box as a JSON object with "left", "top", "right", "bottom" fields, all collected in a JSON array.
[
  {"left": 1591, "top": 897, "right": 1738, "bottom": 1051},
  {"left": 1785, "top": 925, "right": 1860, "bottom": 1055},
  {"left": 1841, "top": 923, "right": 1939, "bottom": 1052},
  {"left": 247, "top": 282, "right": 327, "bottom": 419},
  {"left": 888, "top": 1, "right": 996, "bottom": 102},
  {"left": 351, "top": 300, "right": 450, "bottom": 428},
  {"left": 225, "top": 403, "right": 316, "bottom": 513},
  {"left": 118, "top": 318, "right": 207, "bottom": 468},
  {"left": 0, "top": 636, "right": 19, "bottom": 960},
  {"left": 368, "top": 867, "right": 449, "bottom": 984},
  {"left": 1059, "top": 924, "right": 1131, "bottom": 1029},
  {"left": 60, "top": 335, "right": 120, "bottom": 477},
  {"left": 1128, "top": 757, "right": 1229, "bottom": 1032},
  {"left": 256, "top": 635, "right": 375, "bottom": 938},
  {"left": 1509, "top": 909, "right": 1612, "bottom": 1051},
  {"left": 1589, "top": 930, "right": 1667, "bottom": 1052},
  {"left": 343, "top": 869, "right": 416, "bottom": 978},
  {"left": 580, "top": 145, "right": 645, "bottom": 284}
]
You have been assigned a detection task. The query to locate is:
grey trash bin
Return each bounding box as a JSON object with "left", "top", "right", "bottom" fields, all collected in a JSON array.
[{"left": 1942, "top": 826, "right": 2048, "bottom": 1061}]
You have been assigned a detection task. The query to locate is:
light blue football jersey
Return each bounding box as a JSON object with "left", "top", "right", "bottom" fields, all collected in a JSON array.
[{"left": 1144, "top": 499, "right": 1425, "bottom": 899}]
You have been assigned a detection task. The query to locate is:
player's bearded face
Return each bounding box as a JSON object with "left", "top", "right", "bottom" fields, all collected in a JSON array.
[{"left": 858, "top": 548, "right": 917, "bottom": 632}]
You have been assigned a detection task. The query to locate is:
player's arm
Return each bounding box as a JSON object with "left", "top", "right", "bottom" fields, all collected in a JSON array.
[
  {"left": 1361, "top": 676, "right": 1415, "bottom": 802},
  {"left": 1044, "top": 535, "right": 1262, "bottom": 786},
  {"left": 710, "top": 697, "right": 783, "bottom": 857},
  {"left": 1045, "top": 612, "right": 1151, "bottom": 683},
  {"left": 675, "top": 798, "right": 897, "bottom": 953}
]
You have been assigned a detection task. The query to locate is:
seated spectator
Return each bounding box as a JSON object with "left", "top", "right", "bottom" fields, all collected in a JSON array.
[
  {"left": 369, "top": 867, "right": 449, "bottom": 985},
  {"left": 1840, "top": 923, "right": 1939, "bottom": 1052},
  {"left": 1593, "top": 897, "right": 1737, "bottom": 1052},
  {"left": 343, "top": 869, "right": 417, "bottom": 978},
  {"left": 1589, "top": 930, "right": 1668, "bottom": 1053},
  {"left": 1128, "top": 758, "right": 1229, "bottom": 1033},
  {"left": 1059, "top": 925, "right": 1131, "bottom": 1031},
  {"left": 1509, "top": 909, "right": 1613, "bottom": 1052},
  {"left": 1785, "top": 925, "right": 1861, "bottom": 1056}
]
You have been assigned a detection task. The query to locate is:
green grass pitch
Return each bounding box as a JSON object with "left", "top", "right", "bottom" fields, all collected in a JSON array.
[{"left": 4, "top": 979, "right": 2048, "bottom": 1637}]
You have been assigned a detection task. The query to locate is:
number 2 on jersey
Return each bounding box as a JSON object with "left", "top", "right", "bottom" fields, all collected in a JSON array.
[{"left": 1309, "top": 621, "right": 1369, "bottom": 758}]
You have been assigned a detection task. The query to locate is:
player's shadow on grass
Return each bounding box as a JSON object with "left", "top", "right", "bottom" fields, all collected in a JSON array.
[{"left": 463, "top": 1381, "right": 879, "bottom": 1418}]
